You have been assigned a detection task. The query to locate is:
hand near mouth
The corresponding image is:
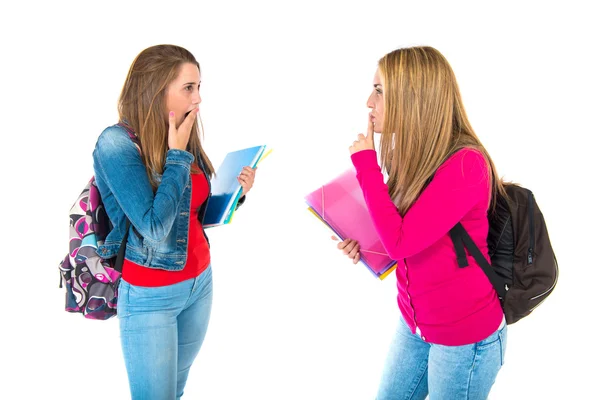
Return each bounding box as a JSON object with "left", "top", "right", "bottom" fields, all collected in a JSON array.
[
  {"left": 168, "top": 107, "right": 198, "bottom": 151},
  {"left": 349, "top": 115, "right": 375, "bottom": 155}
]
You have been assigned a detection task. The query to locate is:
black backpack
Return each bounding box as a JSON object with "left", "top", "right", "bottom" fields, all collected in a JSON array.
[{"left": 449, "top": 184, "right": 558, "bottom": 324}]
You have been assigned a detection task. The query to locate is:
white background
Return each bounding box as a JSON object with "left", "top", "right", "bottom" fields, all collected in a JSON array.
[{"left": 1, "top": 0, "right": 598, "bottom": 399}]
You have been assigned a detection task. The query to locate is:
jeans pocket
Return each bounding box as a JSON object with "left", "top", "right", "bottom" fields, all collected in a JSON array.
[
  {"left": 476, "top": 331, "right": 500, "bottom": 350},
  {"left": 116, "top": 279, "right": 130, "bottom": 318},
  {"left": 498, "top": 325, "right": 507, "bottom": 366},
  {"left": 474, "top": 327, "right": 506, "bottom": 372}
]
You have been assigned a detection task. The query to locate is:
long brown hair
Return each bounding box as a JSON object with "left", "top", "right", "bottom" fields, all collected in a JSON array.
[
  {"left": 378, "top": 46, "right": 506, "bottom": 215},
  {"left": 118, "top": 44, "right": 214, "bottom": 188}
]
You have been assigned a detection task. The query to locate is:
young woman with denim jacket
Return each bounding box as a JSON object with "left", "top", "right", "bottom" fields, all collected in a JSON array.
[
  {"left": 92, "top": 44, "right": 257, "bottom": 400},
  {"left": 338, "top": 46, "right": 507, "bottom": 399}
]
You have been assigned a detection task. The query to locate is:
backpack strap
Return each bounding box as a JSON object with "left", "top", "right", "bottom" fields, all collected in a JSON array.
[
  {"left": 113, "top": 121, "right": 137, "bottom": 268},
  {"left": 114, "top": 220, "right": 131, "bottom": 273},
  {"left": 450, "top": 227, "right": 469, "bottom": 268},
  {"left": 449, "top": 223, "right": 508, "bottom": 299},
  {"left": 117, "top": 121, "right": 138, "bottom": 140}
]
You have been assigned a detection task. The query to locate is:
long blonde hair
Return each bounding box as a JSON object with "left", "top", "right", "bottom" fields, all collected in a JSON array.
[
  {"left": 118, "top": 44, "right": 214, "bottom": 188},
  {"left": 378, "top": 46, "right": 506, "bottom": 215}
]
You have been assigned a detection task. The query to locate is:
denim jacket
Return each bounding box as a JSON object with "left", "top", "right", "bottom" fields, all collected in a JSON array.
[{"left": 92, "top": 124, "right": 213, "bottom": 271}]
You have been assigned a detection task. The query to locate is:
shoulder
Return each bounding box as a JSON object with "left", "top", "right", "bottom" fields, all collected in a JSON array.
[
  {"left": 437, "top": 147, "right": 489, "bottom": 183},
  {"left": 94, "top": 124, "right": 138, "bottom": 155},
  {"left": 97, "top": 124, "right": 131, "bottom": 145},
  {"left": 448, "top": 147, "right": 486, "bottom": 164}
]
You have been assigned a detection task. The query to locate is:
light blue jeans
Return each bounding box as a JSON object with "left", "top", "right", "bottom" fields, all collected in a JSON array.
[
  {"left": 377, "top": 317, "right": 507, "bottom": 400},
  {"left": 117, "top": 266, "right": 213, "bottom": 400}
]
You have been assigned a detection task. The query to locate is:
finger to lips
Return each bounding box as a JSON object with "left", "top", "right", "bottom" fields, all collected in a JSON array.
[{"left": 366, "top": 115, "right": 374, "bottom": 139}]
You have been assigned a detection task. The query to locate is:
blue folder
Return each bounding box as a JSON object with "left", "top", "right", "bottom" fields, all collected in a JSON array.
[{"left": 203, "top": 145, "right": 266, "bottom": 228}]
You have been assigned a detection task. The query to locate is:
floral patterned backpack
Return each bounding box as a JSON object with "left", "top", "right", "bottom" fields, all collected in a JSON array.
[{"left": 58, "top": 124, "right": 137, "bottom": 320}]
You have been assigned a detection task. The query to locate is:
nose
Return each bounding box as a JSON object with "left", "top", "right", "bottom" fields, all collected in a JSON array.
[
  {"left": 192, "top": 90, "right": 201, "bottom": 106},
  {"left": 366, "top": 92, "right": 375, "bottom": 109}
]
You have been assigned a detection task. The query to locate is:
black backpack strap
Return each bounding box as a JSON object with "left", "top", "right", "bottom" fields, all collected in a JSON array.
[
  {"left": 450, "top": 227, "right": 469, "bottom": 268},
  {"left": 450, "top": 223, "right": 507, "bottom": 299},
  {"left": 114, "top": 220, "right": 131, "bottom": 273}
]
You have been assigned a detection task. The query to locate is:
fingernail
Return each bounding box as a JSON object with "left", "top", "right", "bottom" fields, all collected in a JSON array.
[{"left": 169, "top": 111, "right": 174, "bottom": 117}]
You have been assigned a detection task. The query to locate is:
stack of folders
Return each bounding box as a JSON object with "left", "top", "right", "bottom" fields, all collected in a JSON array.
[
  {"left": 305, "top": 169, "right": 397, "bottom": 280},
  {"left": 204, "top": 145, "right": 271, "bottom": 228}
]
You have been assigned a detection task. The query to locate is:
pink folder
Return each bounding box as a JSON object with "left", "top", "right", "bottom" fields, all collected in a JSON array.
[{"left": 305, "top": 169, "right": 397, "bottom": 280}]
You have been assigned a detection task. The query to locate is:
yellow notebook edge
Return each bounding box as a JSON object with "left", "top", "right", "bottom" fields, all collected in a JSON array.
[
  {"left": 255, "top": 148, "right": 272, "bottom": 167},
  {"left": 378, "top": 264, "right": 397, "bottom": 280}
]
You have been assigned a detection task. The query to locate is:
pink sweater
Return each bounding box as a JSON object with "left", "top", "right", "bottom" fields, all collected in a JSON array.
[{"left": 351, "top": 148, "right": 503, "bottom": 346}]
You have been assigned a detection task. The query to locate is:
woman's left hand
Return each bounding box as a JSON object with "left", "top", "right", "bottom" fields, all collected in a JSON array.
[
  {"left": 349, "top": 117, "right": 375, "bottom": 155},
  {"left": 238, "top": 166, "right": 257, "bottom": 196}
]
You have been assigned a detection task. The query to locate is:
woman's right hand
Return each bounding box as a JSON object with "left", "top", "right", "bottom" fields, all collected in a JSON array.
[
  {"left": 332, "top": 236, "right": 361, "bottom": 264},
  {"left": 168, "top": 108, "right": 199, "bottom": 151}
]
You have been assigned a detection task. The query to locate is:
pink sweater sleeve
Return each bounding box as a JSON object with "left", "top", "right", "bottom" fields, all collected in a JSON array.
[{"left": 350, "top": 149, "right": 490, "bottom": 260}]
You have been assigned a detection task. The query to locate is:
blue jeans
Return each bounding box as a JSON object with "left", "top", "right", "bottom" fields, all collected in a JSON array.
[
  {"left": 117, "top": 266, "right": 213, "bottom": 400},
  {"left": 377, "top": 317, "right": 507, "bottom": 400}
]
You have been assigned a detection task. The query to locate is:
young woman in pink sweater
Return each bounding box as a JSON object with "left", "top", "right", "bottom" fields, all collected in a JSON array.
[{"left": 340, "top": 46, "right": 507, "bottom": 399}]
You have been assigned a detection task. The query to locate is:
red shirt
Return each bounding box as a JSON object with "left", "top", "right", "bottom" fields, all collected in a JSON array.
[
  {"left": 351, "top": 149, "right": 503, "bottom": 346},
  {"left": 121, "top": 170, "right": 211, "bottom": 286}
]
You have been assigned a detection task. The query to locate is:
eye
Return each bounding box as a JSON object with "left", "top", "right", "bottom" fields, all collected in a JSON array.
[
  {"left": 185, "top": 85, "right": 193, "bottom": 91},
  {"left": 376, "top": 88, "right": 383, "bottom": 95}
]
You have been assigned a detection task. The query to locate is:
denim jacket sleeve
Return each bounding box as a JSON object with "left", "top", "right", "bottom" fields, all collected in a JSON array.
[{"left": 92, "top": 126, "right": 194, "bottom": 243}]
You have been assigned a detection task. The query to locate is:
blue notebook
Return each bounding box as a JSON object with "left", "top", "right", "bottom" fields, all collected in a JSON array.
[{"left": 203, "top": 145, "right": 267, "bottom": 228}]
